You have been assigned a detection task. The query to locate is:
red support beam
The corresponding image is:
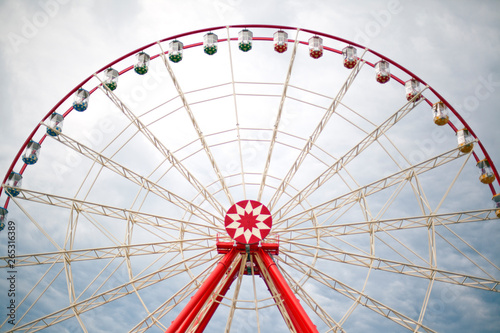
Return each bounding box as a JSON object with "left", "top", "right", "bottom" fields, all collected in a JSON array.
[
  {"left": 257, "top": 247, "right": 318, "bottom": 333},
  {"left": 167, "top": 239, "right": 315, "bottom": 332},
  {"left": 257, "top": 260, "right": 303, "bottom": 331},
  {"left": 193, "top": 258, "right": 241, "bottom": 333},
  {"left": 166, "top": 248, "right": 239, "bottom": 333}
]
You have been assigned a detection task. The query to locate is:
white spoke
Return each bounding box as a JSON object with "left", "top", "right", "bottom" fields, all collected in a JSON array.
[
  {"left": 94, "top": 75, "right": 227, "bottom": 217},
  {"left": 278, "top": 208, "right": 498, "bottom": 239},
  {"left": 40, "top": 125, "right": 222, "bottom": 226},
  {"left": 272, "top": 89, "right": 427, "bottom": 220},
  {"left": 280, "top": 240, "right": 500, "bottom": 291},
  {"left": 226, "top": 27, "right": 247, "bottom": 199},
  {"left": 6, "top": 186, "right": 223, "bottom": 237},
  {"left": 1, "top": 239, "right": 213, "bottom": 268},
  {"left": 9, "top": 249, "right": 214, "bottom": 332},
  {"left": 253, "top": 251, "right": 297, "bottom": 332},
  {"left": 224, "top": 254, "right": 247, "bottom": 332},
  {"left": 268, "top": 52, "right": 368, "bottom": 212},
  {"left": 279, "top": 266, "right": 345, "bottom": 332},
  {"left": 130, "top": 259, "right": 218, "bottom": 332},
  {"left": 258, "top": 29, "right": 300, "bottom": 201},
  {"left": 279, "top": 252, "right": 437, "bottom": 333},
  {"left": 158, "top": 42, "right": 234, "bottom": 206},
  {"left": 275, "top": 145, "right": 469, "bottom": 230},
  {"left": 8, "top": 196, "right": 62, "bottom": 251}
]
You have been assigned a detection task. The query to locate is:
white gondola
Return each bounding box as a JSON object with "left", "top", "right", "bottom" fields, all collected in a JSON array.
[
  {"left": 46, "top": 112, "right": 64, "bottom": 137},
  {"left": 0, "top": 207, "right": 7, "bottom": 231},
  {"left": 309, "top": 36, "right": 323, "bottom": 59},
  {"left": 493, "top": 194, "right": 500, "bottom": 218},
  {"left": 73, "top": 88, "right": 89, "bottom": 111},
  {"left": 134, "top": 52, "right": 150, "bottom": 75},
  {"left": 432, "top": 101, "right": 449, "bottom": 126},
  {"left": 375, "top": 60, "right": 390, "bottom": 83},
  {"left": 22, "top": 140, "right": 41, "bottom": 165},
  {"left": 477, "top": 159, "right": 495, "bottom": 184},
  {"left": 456, "top": 128, "right": 474, "bottom": 153},
  {"left": 238, "top": 29, "right": 253, "bottom": 52},
  {"left": 204, "top": 32, "right": 218, "bottom": 55},
  {"left": 103, "top": 68, "right": 119, "bottom": 91},
  {"left": 273, "top": 30, "right": 288, "bottom": 53},
  {"left": 405, "top": 79, "right": 421, "bottom": 101},
  {"left": 342, "top": 45, "right": 357, "bottom": 69},
  {"left": 5, "top": 172, "right": 22, "bottom": 197},
  {"left": 169, "top": 40, "right": 183, "bottom": 62}
]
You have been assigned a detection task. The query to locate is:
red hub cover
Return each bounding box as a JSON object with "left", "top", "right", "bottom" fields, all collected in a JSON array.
[{"left": 224, "top": 200, "right": 273, "bottom": 244}]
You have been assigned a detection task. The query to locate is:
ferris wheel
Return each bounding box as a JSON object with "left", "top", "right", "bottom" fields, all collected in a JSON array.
[{"left": 1, "top": 24, "right": 499, "bottom": 332}]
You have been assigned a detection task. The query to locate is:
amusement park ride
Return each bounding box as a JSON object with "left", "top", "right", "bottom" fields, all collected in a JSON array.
[{"left": 1, "top": 25, "right": 499, "bottom": 332}]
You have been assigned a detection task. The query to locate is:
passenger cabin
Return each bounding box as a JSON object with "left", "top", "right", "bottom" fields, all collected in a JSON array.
[
  {"left": 134, "top": 52, "right": 150, "bottom": 75},
  {"left": 204, "top": 33, "right": 218, "bottom": 55},
  {"left": 169, "top": 40, "right": 183, "bottom": 63},
  {"left": 22, "top": 140, "right": 41, "bottom": 165},
  {"left": 238, "top": 29, "right": 253, "bottom": 52},
  {"left": 0, "top": 207, "right": 7, "bottom": 231},
  {"left": 5, "top": 172, "right": 22, "bottom": 197},
  {"left": 432, "top": 101, "right": 449, "bottom": 126},
  {"left": 274, "top": 30, "right": 288, "bottom": 53},
  {"left": 73, "top": 88, "right": 89, "bottom": 112},
  {"left": 46, "top": 113, "right": 64, "bottom": 137},
  {"left": 103, "top": 68, "right": 119, "bottom": 91},
  {"left": 375, "top": 60, "right": 390, "bottom": 83},
  {"left": 342, "top": 46, "right": 357, "bottom": 69},
  {"left": 309, "top": 36, "right": 323, "bottom": 59},
  {"left": 493, "top": 194, "right": 500, "bottom": 218},
  {"left": 456, "top": 128, "right": 474, "bottom": 153},
  {"left": 405, "top": 79, "right": 421, "bottom": 102},
  {"left": 477, "top": 159, "right": 495, "bottom": 184}
]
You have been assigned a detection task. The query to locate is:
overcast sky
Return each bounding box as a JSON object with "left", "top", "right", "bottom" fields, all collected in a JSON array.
[{"left": 0, "top": 1, "right": 499, "bottom": 332}]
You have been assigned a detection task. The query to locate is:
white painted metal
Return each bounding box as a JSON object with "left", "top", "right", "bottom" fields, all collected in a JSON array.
[
  {"left": 2, "top": 27, "right": 498, "bottom": 333},
  {"left": 157, "top": 42, "right": 234, "bottom": 206}
]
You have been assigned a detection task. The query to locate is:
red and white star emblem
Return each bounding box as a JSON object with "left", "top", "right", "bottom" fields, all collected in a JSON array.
[{"left": 224, "top": 200, "right": 273, "bottom": 244}]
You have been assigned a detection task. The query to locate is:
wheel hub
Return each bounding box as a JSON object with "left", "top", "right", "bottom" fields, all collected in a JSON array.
[{"left": 224, "top": 200, "right": 273, "bottom": 244}]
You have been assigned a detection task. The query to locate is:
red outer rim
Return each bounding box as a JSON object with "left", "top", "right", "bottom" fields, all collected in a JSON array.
[{"left": 2, "top": 24, "right": 498, "bottom": 209}]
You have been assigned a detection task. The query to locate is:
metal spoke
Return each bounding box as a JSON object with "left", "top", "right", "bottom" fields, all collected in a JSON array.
[
  {"left": 257, "top": 29, "right": 300, "bottom": 202},
  {"left": 5, "top": 186, "right": 223, "bottom": 237},
  {"left": 279, "top": 252, "right": 437, "bottom": 333},
  {"left": 94, "top": 75, "right": 227, "bottom": 217},
  {"left": 279, "top": 265, "right": 345, "bottom": 332},
  {"left": 129, "top": 259, "right": 219, "bottom": 332},
  {"left": 267, "top": 51, "right": 368, "bottom": 212},
  {"left": 1, "top": 238, "right": 213, "bottom": 268},
  {"left": 223, "top": 254, "right": 247, "bottom": 332},
  {"left": 277, "top": 208, "right": 498, "bottom": 239},
  {"left": 157, "top": 42, "right": 234, "bottom": 206},
  {"left": 39, "top": 124, "right": 222, "bottom": 226},
  {"left": 226, "top": 27, "right": 247, "bottom": 199},
  {"left": 8, "top": 249, "right": 215, "bottom": 332},
  {"left": 281, "top": 240, "right": 500, "bottom": 291},
  {"left": 275, "top": 145, "right": 470, "bottom": 230},
  {"left": 271, "top": 89, "right": 428, "bottom": 220}
]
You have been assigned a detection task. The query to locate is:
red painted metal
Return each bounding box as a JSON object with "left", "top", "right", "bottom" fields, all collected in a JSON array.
[
  {"left": 167, "top": 235, "right": 315, "bottom": 332},
  {"left": 257, "top": 247, "right": 319, "bottom": 333},
  {"left": 193, "top": 257, "right": 241, "bottom": 333},
  {"left": 166, "top": 248, "right": 239, "bottom": 333},
  {"left": 216, "top": 234, "right": 279, "bottom": 256},
  {"left": 257, "top": 264, "right": 301, "bottom": 330}
]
